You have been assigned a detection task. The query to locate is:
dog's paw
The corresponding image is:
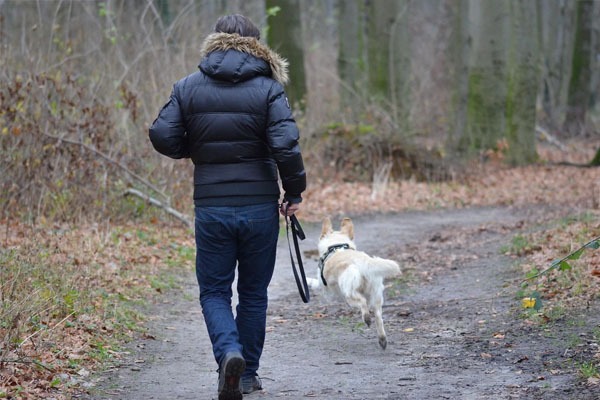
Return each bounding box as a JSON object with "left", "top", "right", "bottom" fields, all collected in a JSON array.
[{"left": 378, "top": 336, "right": 387, "bottom": 350}]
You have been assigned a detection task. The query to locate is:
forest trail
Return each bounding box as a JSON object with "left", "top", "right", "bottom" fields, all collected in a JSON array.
[{"left": 85, "top": 206, "right": 600, "bottom": 400}]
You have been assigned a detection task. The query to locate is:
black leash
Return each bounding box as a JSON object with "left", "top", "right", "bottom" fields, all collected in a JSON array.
[{"left": 284, "top": 211, "right": 310, "bottom": 303}]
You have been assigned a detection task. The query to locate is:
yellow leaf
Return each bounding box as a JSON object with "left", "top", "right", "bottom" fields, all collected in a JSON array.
[
  {"left": 522, "top": 297, "right": 536, "bottom": 308},
  {"left": 403, "top": 327, "right": 414, "bottom": 332}
]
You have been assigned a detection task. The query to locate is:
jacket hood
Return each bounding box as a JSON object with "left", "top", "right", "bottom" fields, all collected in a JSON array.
[{"left": 199, "top": 32, "right": 289, "bottom": 85}]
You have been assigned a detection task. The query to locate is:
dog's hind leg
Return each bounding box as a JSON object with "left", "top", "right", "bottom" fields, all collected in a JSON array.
[
  {"left": 366, "top": 281, "right": 388, "bottom": 349},
  {"left": 374, "top": 304, "right": 387, "bottom": 349},
  {"left": 346, "top": 294, "right": 371, "bottom": 327},
  {"left": 370, "top": 289, "right": 387, "bottom": 349},
  {"left": 339, "top": 268, "right": 371, "bottom": 326}
]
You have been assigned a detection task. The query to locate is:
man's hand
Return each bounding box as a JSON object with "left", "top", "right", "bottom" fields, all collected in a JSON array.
[{"left": 280, "top": 202, "right": 300, "bottom": 217}]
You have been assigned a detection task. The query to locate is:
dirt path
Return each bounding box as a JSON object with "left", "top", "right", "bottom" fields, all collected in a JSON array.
[{"left": 85, "top": 206, "right": 600, "bottom": 400}]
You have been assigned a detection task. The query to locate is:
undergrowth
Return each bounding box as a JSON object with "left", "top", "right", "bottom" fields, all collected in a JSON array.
[
  {"left": 512, "top": 211, "right": 600, "bottom": 382},
  {"left": 0, "top": 222, "right": 194, "bottom": 399}
]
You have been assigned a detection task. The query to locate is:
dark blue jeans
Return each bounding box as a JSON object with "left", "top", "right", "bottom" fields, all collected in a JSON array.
[{"left": 194, "top": 202, "right": 279, "bottom": 378}]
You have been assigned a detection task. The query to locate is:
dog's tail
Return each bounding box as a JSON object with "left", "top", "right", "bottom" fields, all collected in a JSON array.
[{"left": 366, "top": 257, "right": 401, "bottom": 278}]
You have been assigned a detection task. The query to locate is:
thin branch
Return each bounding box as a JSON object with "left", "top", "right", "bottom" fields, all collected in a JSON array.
[
  {"left": 524, "top": 236, "right": 600, "bottom": 281},
  {"left": 41, "top": 130, "right": 168, "bottom": 201},
  {"left": 535, "top": 125, "right": 566, "bottom": 151},
  {"left": 124, "top": 188, "right": 192, "bottom": 228},
  {"left": 17, "top": 312, "right": 75, "bottom": 350}
]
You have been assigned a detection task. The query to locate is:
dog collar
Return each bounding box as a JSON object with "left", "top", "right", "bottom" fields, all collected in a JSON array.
[{"left": 317, "top": 243, "right": 351, "bottom": 286}]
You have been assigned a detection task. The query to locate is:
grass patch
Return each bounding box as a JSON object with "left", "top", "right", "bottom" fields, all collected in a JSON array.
[{"left": 577, "top": 361, "right": 600, "bottom": 379}]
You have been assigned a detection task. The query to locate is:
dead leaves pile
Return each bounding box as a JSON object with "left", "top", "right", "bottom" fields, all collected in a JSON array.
[
  {"left": 0, "top": 221, "right": 195, "bottom": 399},
  {"left": 518, "top": 213, "right": 600, "bottom": 313},
  {"left": 299, "top": 161, "right": 599, "bottom": 223}
]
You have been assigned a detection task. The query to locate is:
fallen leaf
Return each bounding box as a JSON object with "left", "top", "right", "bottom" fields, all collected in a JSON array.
[{"left": 521, "top": 297, "right": 536, "bottom": 308}]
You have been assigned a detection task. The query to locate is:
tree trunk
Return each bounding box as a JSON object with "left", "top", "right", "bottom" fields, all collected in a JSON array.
[
  {"left": 590, "top": 148, "right": 600, "bottom": 166},
  {"left": 563, "top": 0, "right": 593, "bottom": 136},
  {"left": 387, "top": 0, "right": 411, "bottom": 131},
  {"left": 448, "top": 0, "right": 470, "bottom": 154},
  {"left": 592, "top": 1, "right": 600, "bottom": 115},
  {"left": 504, "top": 0, "right": 538, "bottom": 165},
  {"left": 266, "top": 0, "right": 307, "bottom": 109},
  {"left": 337, "top": 0, "right": 368, "bottom": 120},
  {"left": 461, "top": 0, "right": 510, "bottom": 155},
  {"left": 537, "top": 0, "right": 576, "bottom": 132},
  {"left": 299, "top": 0, "right": 338, "bottom": 131},
  {"left": 365, "top": 0, "right": 398, "bottom": 101},
  {"left": 155, "top": 0, "right": 172, "bottom": 27}
]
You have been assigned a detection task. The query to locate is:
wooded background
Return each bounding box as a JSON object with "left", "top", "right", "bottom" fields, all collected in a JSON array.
[{"left": 1, "top": 0, "right": 599, "bottom": 223}]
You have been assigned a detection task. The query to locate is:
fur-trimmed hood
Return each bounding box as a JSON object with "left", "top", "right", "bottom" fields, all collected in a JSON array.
[{"left": 199, "top": 32, "right": 289, "bottom": 85}]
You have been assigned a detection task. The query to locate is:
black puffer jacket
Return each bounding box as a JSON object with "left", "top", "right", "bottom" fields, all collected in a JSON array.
[{"left": 149, "top": 33, "right": 306, "bottom": 206}]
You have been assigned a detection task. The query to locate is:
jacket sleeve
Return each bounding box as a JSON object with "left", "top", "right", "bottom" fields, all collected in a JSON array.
[
  {"left": 266, "top": 82, "right": 307, "bottom": 203},
  {"left": 148, "top": 86, "right": 190, "bottom": 159}
]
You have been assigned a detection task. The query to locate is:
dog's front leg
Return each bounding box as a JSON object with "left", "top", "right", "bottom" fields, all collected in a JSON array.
[{"left": 306, "top": 277, "right": 320, "bottom": 289}]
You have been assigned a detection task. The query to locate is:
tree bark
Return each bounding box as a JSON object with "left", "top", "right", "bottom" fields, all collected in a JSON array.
[
  {"left": 537, "top": 0, "right": 576, "bottom": 132},
  {"left": 461, "top": 0, "right": 510, "bottom": 155},
  {"left": 504, "top": 0, "right": 538, "bottom": 165},
  {"left": 266, "top": 0, "right": 307, "bottom": 109},
  {"left": 563, "top": 0, "right": 593, "bottom": 136},
  {"left": 337, "top": 0, "right": 368, "bottom": 119},
  {"left": 448, "top": 0, "right": 470, "bottom": 154},
  {"left": 387, "top": 0, "right": 411, "bottom": 130}
]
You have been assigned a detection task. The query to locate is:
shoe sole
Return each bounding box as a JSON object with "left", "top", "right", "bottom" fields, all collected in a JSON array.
[{"left": 219, "top": 355, "right": 246, "bottom": 400}]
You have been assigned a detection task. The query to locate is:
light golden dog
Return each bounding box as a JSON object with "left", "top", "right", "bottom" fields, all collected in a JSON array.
[{"left": 308, "top": 217, "right": 401, "bottom": 349}]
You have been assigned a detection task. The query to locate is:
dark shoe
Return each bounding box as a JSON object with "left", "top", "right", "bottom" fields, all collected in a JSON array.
[
  {"left": 241, "top": 375, "right": 262, "bottom": 394},
  {"left": 218, "top": 352, "right": 246, "bottom": 400}
]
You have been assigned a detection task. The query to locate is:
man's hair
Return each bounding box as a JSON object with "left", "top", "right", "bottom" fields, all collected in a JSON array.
[{"left": 214, "top": 14, "right": 260, "bottom": 39}]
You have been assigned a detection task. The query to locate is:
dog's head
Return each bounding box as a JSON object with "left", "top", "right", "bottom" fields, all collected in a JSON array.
[{"left": 318, "top": 217, "right": 357, "bottom": 256}]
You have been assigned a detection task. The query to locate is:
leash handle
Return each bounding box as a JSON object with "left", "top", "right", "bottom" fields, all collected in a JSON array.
[
  {"left": 284, "top": 211, "right": 310, "bottom": 303},
  {"left": 290, "top": 215, "right": 305, "bottom": 240}
]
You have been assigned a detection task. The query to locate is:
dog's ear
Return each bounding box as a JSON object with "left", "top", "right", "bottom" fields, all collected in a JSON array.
[
  {"left": 321, "top": 217, "right": 333, "bottom": 239},
  {"left": 340, "top": 218, "right": 354, "bottom": 240}
]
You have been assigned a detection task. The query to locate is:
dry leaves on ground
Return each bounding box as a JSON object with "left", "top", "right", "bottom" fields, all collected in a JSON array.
[{"left": 1, "top": 141, "right": 598, "bottom": 398}]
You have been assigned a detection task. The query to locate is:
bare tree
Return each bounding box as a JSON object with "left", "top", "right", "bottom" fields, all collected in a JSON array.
[
  {"left": 564, "top": 0, "right": 594, "bottom": 136},
  {"left": 537, "top": 0, "right": 576, "bottom": 133},
  {"left": 337, "top": 0, "right": 368, "bottom": 120},
  {"left": 504, "top": 0, "right": 538, "bottom": 165},
  {"left": 266, "top": 0, "right": 306, "bottom": 108},
  {"left": 461, "top": 0, "right": 511, "bottom": 154}
]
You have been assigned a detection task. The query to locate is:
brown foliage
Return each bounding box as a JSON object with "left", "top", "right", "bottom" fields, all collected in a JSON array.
[
  {"left": 306, "top": 122, "right": 453, "bottom": 184},
  {"left": 0, "top": 221, "right": 195, "bottom": 399},
  {"left": 0, "top": 72, "right": 121, "bottom": 222}
]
